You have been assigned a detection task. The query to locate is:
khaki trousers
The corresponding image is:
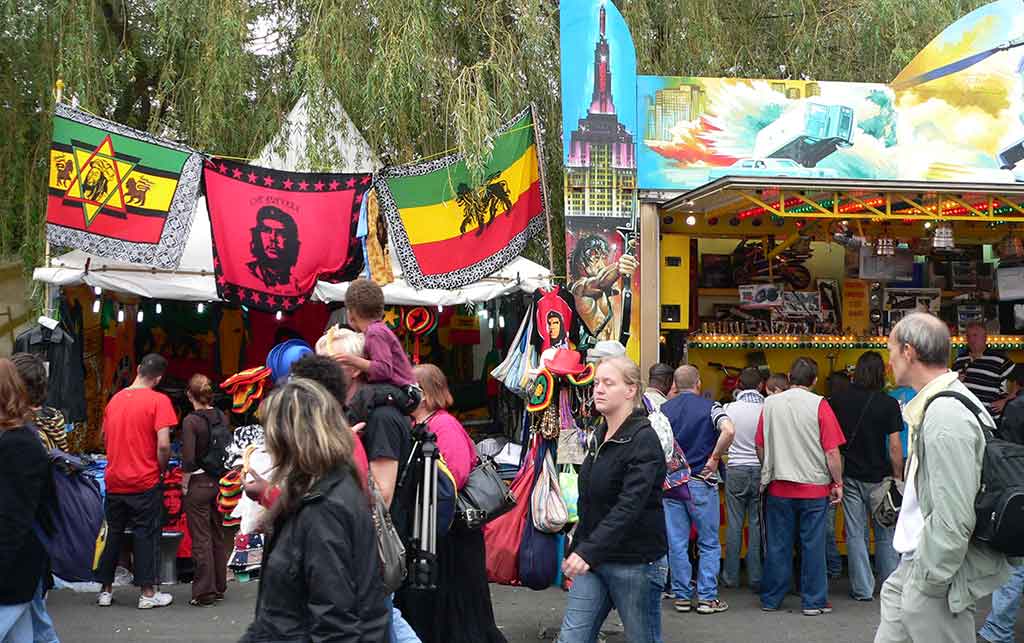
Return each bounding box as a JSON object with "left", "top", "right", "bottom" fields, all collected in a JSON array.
[{"left": 874, "top": 557, "right": 975, "bottom": 643}]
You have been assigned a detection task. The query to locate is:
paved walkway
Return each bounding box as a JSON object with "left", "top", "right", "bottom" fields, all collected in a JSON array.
[{"left": 44, "top": 575, "right": 1017, "bottom": 642}]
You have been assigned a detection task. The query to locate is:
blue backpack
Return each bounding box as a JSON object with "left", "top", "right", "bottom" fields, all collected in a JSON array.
[{"left": 34, "top": 450, "right": 107, "bottom": 582}]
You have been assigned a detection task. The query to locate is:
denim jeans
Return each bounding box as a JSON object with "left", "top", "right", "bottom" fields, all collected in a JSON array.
[
  {"left": 664, "top": 480, "right": 721, "bottom": 600},
  {"left": 761, "top": 495, "right": 829, "bottom": 610},
  {"left": 722, "top": 465, "right": 761, "bottom": 589},
  {"left": 558, "top": 557, "right": 668, "bottom": 643},
  {"left": 842, "top": 477, "right": 898, "bottom": 600},
  {"left": 0, "top": 580, "right": 56, "bottom": 643},
  {"left": 979, "top": 564, "right": 1024, "bottom": 643},
  {"left": 826, "top": 503, "right": 842, "bottom": 577},
  {"left": 29, "top": 579, "right": 58, "bottom": 643},
  {"left": 387, "top": 594, "right": 421, "bottom": 643}
]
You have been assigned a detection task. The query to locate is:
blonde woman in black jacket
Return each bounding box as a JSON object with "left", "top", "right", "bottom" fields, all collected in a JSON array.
[
  {"left": 558, "top": 356, "right": 668, "bottom": 643},
  {"left": 241, "top": 378, "right": 388, "bottom": 642}
]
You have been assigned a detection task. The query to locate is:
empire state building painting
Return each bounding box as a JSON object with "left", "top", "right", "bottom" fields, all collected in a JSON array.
[
  {"left": 561, "top": 1, "right": 637, "bottom": 220},
  {"left": 560, "top": 0, "right": 641, "bottom": 359}
]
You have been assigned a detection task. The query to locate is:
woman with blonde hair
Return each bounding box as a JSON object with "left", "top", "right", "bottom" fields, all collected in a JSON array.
[
  {"left": 241, "top": 378, "right": 388, "bottom": 641},
  {"left": 182, "top": 374, "right": 230, "bottom": 607},
  {"left": 396, "top": 364, "right": 505, "bottom": 643},
  {"left": 557, "top": 356, "right": 668, "bottom": 643}
]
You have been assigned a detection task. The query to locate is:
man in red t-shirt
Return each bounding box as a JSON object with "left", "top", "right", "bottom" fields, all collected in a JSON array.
[
  {"left": 755, "top": 357, "right": 845, "bottom": 616},
  {"left": 95, "top": 354, "right": 179, "bottom": 610}
]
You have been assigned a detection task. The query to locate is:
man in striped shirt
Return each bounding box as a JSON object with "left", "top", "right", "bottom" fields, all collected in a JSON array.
[{"left": 952, "top": 321, "right": 1015, "bottom": 422}]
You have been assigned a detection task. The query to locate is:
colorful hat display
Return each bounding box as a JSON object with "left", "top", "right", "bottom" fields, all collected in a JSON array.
[
  {"left": 266, "top": 339, "right": 313, "bottom": 382},
  {"left": 221, "top": 366, "right": 272, "bottom": 414},
  {"left": 546, "top": 349, "right": 588, "bottom": 377},
  {"left": 526, "top": 369, "right": 555, "bottom": 412},
  {"left": 566, "top": 363, "right": 596, "bottom": 386}
]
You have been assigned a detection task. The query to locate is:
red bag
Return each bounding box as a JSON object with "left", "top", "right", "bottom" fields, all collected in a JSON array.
[{"left": 484, "top": 436, "right": 538, "bottom": 585}]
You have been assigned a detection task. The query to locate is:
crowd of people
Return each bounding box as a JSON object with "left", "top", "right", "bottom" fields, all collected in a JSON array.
[{"left": 3, "top": 292, "right": 1024, "bottom": 641}]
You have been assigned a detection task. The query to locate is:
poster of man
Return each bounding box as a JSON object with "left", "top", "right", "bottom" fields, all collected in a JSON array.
[
  {"left": 248, "top": 205, "right": 300, "bottom": 289},
  {"left": 567, "top": 227, "right": 638, "bottom": 345}
]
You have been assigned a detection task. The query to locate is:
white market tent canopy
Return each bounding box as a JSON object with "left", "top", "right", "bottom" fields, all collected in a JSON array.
[{"left": 33, "top": 97, "right": 551, "bottom": 305}]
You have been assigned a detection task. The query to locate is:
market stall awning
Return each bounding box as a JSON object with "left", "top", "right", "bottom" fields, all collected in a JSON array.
[{"left": 658, "top": 176, "right": 1024, "bottom": 242}]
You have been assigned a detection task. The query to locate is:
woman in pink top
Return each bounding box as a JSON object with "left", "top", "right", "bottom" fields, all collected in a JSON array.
[{"left": 399, "top": 364, "right": 505, "bottom": 643}]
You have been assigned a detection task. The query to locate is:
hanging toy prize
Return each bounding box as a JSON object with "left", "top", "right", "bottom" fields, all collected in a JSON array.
[{"left": 404, "top": 306, "right": 437, "bottom": 364}]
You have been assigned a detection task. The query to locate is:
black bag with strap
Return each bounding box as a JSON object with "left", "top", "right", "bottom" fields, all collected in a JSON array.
[
  {"left": 923, "top": 390, "right": 1024, "bottom": 556},
  {"left": 197, "top": 410, "right": 232, "bottom": 479}
]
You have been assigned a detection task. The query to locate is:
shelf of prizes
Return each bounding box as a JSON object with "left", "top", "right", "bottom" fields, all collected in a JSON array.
[{"left": 654, "top": 184, "right": 1024, "bottom": 553}]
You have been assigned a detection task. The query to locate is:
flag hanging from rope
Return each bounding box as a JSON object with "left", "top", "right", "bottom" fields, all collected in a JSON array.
[
  {"left": 204, "top": 159, "right": 370, "bottom": 312},
  {"left": 376, "top": 105, "right": 549, "bottom": 290},
  {"left": 45, "top": 104, "right": 203, "bottom": 269}
]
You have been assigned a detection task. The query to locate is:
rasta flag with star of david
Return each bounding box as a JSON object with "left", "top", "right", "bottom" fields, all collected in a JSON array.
[
  {"left": 45, "top": 104, "right": 203, "bottom": 269},
  {"left": 204, "top": 158, "right": 370, "bottom": 312}
]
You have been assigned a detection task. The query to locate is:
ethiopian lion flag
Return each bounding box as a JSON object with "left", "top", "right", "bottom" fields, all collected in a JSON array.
[
  {"left": 45, "top": 104, "right": 202, "bottom": 269},
  {"left": 377, "top": 105, "right": 548, "bottom": 290}
]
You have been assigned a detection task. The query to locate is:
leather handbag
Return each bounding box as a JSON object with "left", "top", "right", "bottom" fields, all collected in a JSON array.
[
  {"left": 368, "top": 473, "right": 407, "bottom": 593},
  {"left": 457, "top": 457, "right": 517, "bottom": 529},
  {"left": 531, "top": 449, "right": 569, "bottom": 533}
]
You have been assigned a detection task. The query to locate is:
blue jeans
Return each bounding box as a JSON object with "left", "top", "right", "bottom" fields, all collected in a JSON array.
[
  {"left": 979, "top": 564, "right": 1024, "bottom": 642},
  {"left": 0, "top": 580, "right": 56, "bottom": 643},
  {"left": 664, "top": 480, "right": 721, "bottom": 600},
  {"left": 826, "top": 503, "right": 842, "bottom": 577},
  {"left": 387, "top": 594, "right": 420, "bottom": 643},
  {"left": 722, "top": 465, "right": 761, "bottom": 589},
  {"left": 842, "top": 477, "right": 898, "bottom": 600},
  {"left": 761, "top": 495, "right": 829, "bottom": 610},
  {"left": 558, "top": 557, "right": 668, "bottom": 643}
]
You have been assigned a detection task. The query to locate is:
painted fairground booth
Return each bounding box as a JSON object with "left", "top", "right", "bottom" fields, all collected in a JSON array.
[{"left": 560, "top": 0, "right": 1024, "bottom": 554}]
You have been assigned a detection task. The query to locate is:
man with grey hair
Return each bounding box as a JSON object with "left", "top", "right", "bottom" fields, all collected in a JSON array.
[
  {"left": 660, "top": 365, "right": 735, "bottom": 614},
  {"left": 953, "top": 320, "right": 1014, "bottom": 423},
  {"left": 875, "top": 312, "right": 1010, "bottom": 642}
]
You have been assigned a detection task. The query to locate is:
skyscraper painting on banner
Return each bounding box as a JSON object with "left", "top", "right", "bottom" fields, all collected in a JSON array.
[
  {"left": 45, "top": 104, "right": 203, "bottom": 269},
  {"left": 376, "top": 105, "right": 548, "bottom": 290},
  {"left": 560, "top": 0, "right": 641, "bottom": 357}
]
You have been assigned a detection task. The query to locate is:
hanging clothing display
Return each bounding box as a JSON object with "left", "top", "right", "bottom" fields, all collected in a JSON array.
[
  {"left": 364, "top": 189, "right": 395, "bottom": 285},
  {"left": 15, "top": 322, "right": 87, "bottom": 423},
  {"left": 204, "top": 159, "right": 370, "bottom": 312},
  {"left": 45, "top": 104, "right": 203, "bottom": 269},
  {"left": 376, "top": 105, "right": 548, "bottom": 290},
  {"left": 530, "top": 285, "right": 581, "bottom": 354}
]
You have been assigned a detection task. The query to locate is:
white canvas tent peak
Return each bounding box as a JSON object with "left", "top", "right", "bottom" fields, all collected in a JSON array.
[{"left": 34, "top": 97, "right": 550, "bottom": 304}]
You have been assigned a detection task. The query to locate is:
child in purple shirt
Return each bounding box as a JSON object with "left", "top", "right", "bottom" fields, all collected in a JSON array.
[{"left": 338, "top": 278, "right": 421, "bottom": 411}]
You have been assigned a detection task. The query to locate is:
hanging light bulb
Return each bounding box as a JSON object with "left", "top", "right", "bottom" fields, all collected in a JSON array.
[
  {"left": 924, "top": 221, "right": 932, "bottom": 230},
  {"left": 137, "top": 309, "right": 144, "bottom": 323},
  {"left": 685, "top": 215, "right": 697, "bottom": 226},
  {"left": 488, "top": 317, "right": 495, "bottom": 330},
  {"left": 197, "top": 302, "right": 205, "bottom": 314},
  {"left": 437, "top": 304, "right": 443, "bottom": 313},
  {"left": 117, "top": 306, "right": 125, "bottom": 323},
  {"left": 93, "top": 286, "right": 102, "bottom": 296},
  {"left": 92, "top": 299, "right": 101, "bottom": 314},
  {"left": 499, "top": 315, "right": 506, "bottom": 329},
  {"left": 155, "top": 302, "right": 162, "bottom": 315},
  {"left": 275, "top": 310, "right": 283, "bottom": 321}
]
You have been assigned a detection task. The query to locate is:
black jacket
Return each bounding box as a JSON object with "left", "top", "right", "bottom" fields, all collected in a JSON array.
[
  {"left": 0, "top": 425, "right": 54, "bottom": 604},
  {"left": 15, "top": 324, "right": 86, "bottom": 423},
  {"left": 570, "top": 409, "right": 667, "bottom": 568},
  {"left": 241, "top": 466, "right": 389, "bottom": 642}
]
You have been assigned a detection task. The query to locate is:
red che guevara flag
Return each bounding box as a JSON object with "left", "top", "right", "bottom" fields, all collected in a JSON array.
[{"left": 204, "top": 159, "right": 370, "bottom": 312}]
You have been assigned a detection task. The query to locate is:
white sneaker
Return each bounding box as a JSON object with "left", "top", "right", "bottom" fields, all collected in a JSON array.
[
  {"left": 97, "top": 591, "right": 113, "bottom": 607},
  {"left": 138, "top": 591, "right": 174, "bottom": 609}
]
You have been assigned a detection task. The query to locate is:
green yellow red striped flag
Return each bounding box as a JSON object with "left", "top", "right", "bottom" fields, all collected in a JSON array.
[
  {"left": 45, "top": 104, "right": 203, "bottom": 269},
  {"left": 377, "top": 106, "right": 549, "bottom": 289}
]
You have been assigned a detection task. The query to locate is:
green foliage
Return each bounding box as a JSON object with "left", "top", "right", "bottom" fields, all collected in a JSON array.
[{"left": 0, "top": 0, "right": 995, "bottom": 282}]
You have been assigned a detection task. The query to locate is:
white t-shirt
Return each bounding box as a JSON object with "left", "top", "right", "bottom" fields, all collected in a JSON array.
[
  {"left": 724, "top": 389, "right": 765, "bottom": 468},
  {"left": 893, "top": 454, "right": 924, "bottom": 555}
]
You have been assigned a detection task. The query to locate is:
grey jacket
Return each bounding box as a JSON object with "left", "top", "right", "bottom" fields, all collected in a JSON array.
[{"left": 911, "top": 378, "right": 1010, "bottom": 613}]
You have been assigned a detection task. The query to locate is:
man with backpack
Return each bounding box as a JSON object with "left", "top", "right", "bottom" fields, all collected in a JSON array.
[
  {"left": 95, "top": 354, "right": 178, "bottom": 610},
  {"left": 875, "top": 313, "right": 1010, "bottom": 643}
]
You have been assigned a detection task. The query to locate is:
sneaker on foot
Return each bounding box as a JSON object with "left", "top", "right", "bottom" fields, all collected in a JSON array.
[
  {"left": 696, "top": 599, "right": 729, "bottom": 614},
  {"left": 760, "top": 604, "right": 779, "bottom": 612},
  {"left": 97, "top": 592, "right": 112, "bottom": 607},
  {"left": 138, "top": 591, "right": 174, "bottom": 609},
  {"left": 673, "top": 599, "right": 693, "bottom": 613},
  {"left": 802, "top": 602, "right": 833, "bottom": 616}
]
